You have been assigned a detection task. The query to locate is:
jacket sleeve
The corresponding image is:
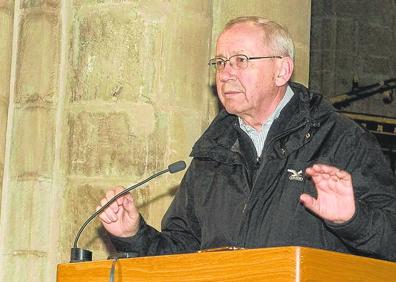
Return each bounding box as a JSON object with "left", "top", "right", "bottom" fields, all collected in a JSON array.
[
  {"left": 325, "top": 130, "right": 396, "bottom": 261},
  {"left": 109, "top": 163, "right": 201, "bottom": 256}
]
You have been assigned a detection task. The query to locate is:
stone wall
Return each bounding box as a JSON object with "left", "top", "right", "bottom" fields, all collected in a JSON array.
[
  {"left": 310, "top": 0, "right": 396, "bottom": 116},
  {"left": 0, "top": 1, "right": 311, "bottom": 281}
]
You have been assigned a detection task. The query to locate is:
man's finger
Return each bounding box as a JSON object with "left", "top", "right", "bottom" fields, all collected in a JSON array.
[
  {"left": 336, "top": 169, "right": 351, "bottom": 181},
  {"left": 97, "top": 205, "right": 113, "bottom": 224},
  {"left": 300, "top": 193, "right": 319, "bottom": 215},
  {"left": 104, "top": 190, "right": 120, "bottom": 213},
  {"left": 122, "top": 197, "right": 139, "bottom": 218},
  {"left": 100, "top": 198, "right": 119, "bottom": 221}
]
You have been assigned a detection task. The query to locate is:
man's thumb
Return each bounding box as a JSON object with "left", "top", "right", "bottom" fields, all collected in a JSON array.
[{"left": 300, "top": 193, "right": 315, "bottom": 210}]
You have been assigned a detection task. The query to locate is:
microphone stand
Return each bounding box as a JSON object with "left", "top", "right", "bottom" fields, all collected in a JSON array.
[{"left": 70, "top": 161, "right": 186, "bottom": 262}]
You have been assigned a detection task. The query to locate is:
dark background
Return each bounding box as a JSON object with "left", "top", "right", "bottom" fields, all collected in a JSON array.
[{"left": 309, "top": 0, "right": 396, "bottom": 173}]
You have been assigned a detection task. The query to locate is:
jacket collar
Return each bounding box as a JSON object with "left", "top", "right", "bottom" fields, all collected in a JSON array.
[
  {"left": 191, "top": 82, "right": 335, "bottom": 162},
  {"left": 191, "top": 110, "right": 242, "bottom": 163}
]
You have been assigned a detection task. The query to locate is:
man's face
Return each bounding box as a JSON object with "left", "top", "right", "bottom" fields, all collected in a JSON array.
[{"left": 215, "top": 23, "right": 280, "bottom": 122}]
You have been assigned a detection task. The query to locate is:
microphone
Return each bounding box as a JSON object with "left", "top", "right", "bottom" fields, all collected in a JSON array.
[{"left": 70, "top": 160, "right": 186, "bottom": 263}]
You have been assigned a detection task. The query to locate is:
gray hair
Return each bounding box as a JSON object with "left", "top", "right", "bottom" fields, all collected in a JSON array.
[{"left": 223, "top": 16, "right": 295, "bottom": 60}]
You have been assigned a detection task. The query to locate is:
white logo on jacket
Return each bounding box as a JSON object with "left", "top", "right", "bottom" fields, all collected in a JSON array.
[{"left": 287, "top": 169, "right": 304, "bottom": 182}]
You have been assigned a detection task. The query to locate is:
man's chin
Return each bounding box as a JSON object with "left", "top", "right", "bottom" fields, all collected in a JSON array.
[{"left": 223, "top": 105, "right": 243, "bottom": 116}]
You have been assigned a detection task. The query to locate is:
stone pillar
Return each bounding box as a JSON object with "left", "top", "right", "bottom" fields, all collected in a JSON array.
[
  {"left": 0, "top": 0, "right": 14, "bottom": 213},
  {"left": 0, "top": 0, "right": 61, "bottom": 281}
]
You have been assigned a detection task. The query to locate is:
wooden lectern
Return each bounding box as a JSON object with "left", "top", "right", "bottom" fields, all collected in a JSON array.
[{"left": 57, "top": 246, "right": 396, "bottom": 281}]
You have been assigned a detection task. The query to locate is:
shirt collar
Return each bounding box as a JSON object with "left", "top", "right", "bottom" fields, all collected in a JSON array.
[{"left": 239, "top": 85, "right": 294, "bottom": 132}]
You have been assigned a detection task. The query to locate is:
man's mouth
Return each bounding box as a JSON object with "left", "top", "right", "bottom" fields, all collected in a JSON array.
[{"left": 223, "top": 90, "right": 243, "bottom": 95}]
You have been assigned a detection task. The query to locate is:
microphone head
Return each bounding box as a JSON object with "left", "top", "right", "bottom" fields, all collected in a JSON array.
[{"left": 168, "top": 161, "right": 186, "bottom": 173}]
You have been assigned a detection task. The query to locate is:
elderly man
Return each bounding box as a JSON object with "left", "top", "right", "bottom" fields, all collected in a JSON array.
[{"left": 98, "top": 16, "right": 396, "bottom": 261}]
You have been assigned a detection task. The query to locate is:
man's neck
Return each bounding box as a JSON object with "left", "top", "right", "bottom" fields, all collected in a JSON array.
[{"left": 240, "top": 86, "right": 287, "bottom": 131}]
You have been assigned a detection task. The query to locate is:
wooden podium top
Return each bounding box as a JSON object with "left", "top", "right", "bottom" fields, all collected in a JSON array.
[{"left": 57, "top": 246, "right": 396, "bottom": 281}]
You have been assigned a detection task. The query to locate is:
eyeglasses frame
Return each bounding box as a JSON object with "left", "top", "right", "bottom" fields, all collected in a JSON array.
[{"left": 208, "top": 54, "right": 283, "bottom": 71}]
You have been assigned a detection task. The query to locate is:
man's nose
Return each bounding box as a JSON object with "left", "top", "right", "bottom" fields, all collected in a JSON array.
[{"left": 218, "top": 62, "right": 237, "bottom": 81}]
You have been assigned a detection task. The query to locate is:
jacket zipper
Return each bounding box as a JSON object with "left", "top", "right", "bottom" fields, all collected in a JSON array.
[{"left": 238, "top": 120, "right": 310, "bottom": 247}]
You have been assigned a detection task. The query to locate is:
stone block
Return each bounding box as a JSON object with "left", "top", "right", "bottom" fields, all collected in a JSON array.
[
  {"left": 72, "top": 0, "right": 135, "bottom": 6},
  {"left": 0, "top": 8, "right": 13, "bottom": 99},
  {"left": 21, "top": 0, "right": 59, "bottom": 8},
  {"left": 353, "top": 73, "right": 375, "bottom": 87},
  {"left": 9, "top": 107, "right": 54, "bottom": 179},
  {"left": 334, "top": 0, "right": 359, "bottom": 18},
  {"left": 320, "top": 18, "right": 336, "bottom": 51},
  {"left": 70, "top": 2, "right": 211, "bottom": 112},
  {"left": 15, "top": 12, "right": 59, "bottom": 105},
  {"left": 319, "top": 70, "right": 336, "bottom": 97},
  {"left": 158, "top": 14, "right": 211, "bottom": 110},
  {"left": 335, "top": 50, "right": 356, "bottom": 73},
  {"left": 309, "top": 50, "right": 322, "bottom": 73},
  {"left": 70, "top": 4, "right": 151, "bottom": 103},
  {"left": 207, "top": 93, "right": 221, "bottom": 122},
  {"left": 294, "top": 42, "right": 310, "bottom": 85},
  {"left": 319, "top": 49, "right": 336, "bottom": 73},
  {"left": 335, "top": 18, "right": 355, "bottom": 52},
  {"left": 2, "top": 179, "right": 52, "bottom": 253},
  {"left": 0, "top": 164, "right": 2, "bottom": 203},
  {"left": 168, "top": 109, "right": 203, "bottom": 162},
  {"left": 0, "top": 253, "right": 47, "bottom": 282},
  {"left": 21, "top": 0, "right": 41, "bottom": 7},
  {"left": 391, "top": 57, "right": 396, "bottom": 74},
  {"left": 311, "top": 0, "right": 335, "bottom": 17},
  {"left": 358, "top": 24, "right": 392, "bottom": 57},
  {"left": 308, "top": 70, "right": 322, "bottom": 93},
  {"left": 334, "top": 67, "right": 355, "bottom": 94},
  {"left": 174, "top": 0, "right": 212, "bottom": 16},
  {"left": 356, "top": 0, "right": 394, "bottom": 27},
  {"left": 67, "top": 106, "right": 166, "bottom": 177},
  {"left": 0, "top": 0, "right": 13, "bottom": 8},
  {"left": 0, "top": 99, "right": 8, "bottom": 159},
  {"left": 394, "top": 13, "right": 396, "bottom": 44},
  {"left": 361, "top": 56, "right": 392, "bottom": 76},
  {"left": 309, "top": 17, "right": 323, "bottom": 51}
]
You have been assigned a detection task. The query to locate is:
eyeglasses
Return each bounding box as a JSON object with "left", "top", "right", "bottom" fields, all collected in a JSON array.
[{"left": 208, "top": 54, "right": 282, "bottom": 71}]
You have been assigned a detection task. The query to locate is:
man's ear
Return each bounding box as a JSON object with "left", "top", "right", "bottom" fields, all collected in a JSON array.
[{"left": 275, "top": 57, "right": 294, "bottom": 87}]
